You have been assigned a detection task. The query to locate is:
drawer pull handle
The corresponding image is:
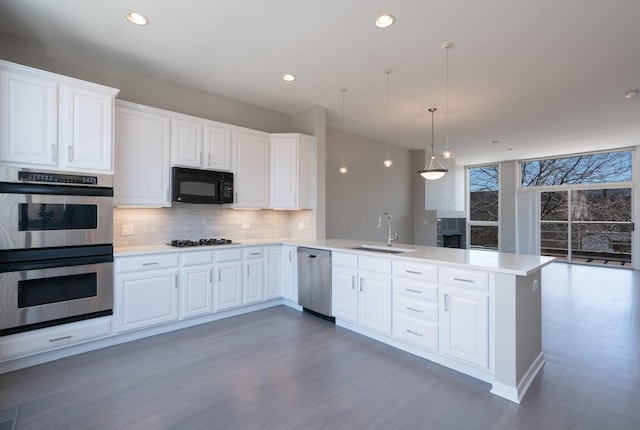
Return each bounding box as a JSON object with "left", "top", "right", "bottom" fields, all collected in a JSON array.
[
  {"left": 453, "top": 277, "right": 474, "bottom": 283},
  {"left": 250, "top": 252, "right": 261, "bottom": 255},
  {"left": 142, "top": 262, "right": 159, "bottom": 266},
  {"left": 406, "top": 307, "right": 423, "bottom": 313},
  {"left": 406, "top": 330, "right": 423, "bottom": 337},
  {"left": 406, "top": 288, "right": 423, "bottom": 294},
  {"left": 406, "top": 270, "right": 423, "bottom": 275},
  {"left": 49, "top": 335, "right": 72, "bottom": 343}
]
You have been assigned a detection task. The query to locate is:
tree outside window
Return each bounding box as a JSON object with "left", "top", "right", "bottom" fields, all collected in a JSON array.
[{"left": 469, "top": 165, "right": 499, "bottom": 249}]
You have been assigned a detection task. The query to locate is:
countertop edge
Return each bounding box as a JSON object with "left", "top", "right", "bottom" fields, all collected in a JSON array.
[{"left": 115, "top": 238, "right": 555, "bottom": 275}]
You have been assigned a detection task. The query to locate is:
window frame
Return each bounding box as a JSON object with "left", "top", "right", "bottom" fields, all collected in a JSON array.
[{"left": 467, "top": 163, "right": 500, "bottom": 250}]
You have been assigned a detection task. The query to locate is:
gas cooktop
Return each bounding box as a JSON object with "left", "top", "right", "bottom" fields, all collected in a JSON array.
[{"left": 168, "top": 238, "right": 237, "bottom": 248}]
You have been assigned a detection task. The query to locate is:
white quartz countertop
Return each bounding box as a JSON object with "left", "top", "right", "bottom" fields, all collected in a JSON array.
[{"left": 115, "top": 238, "right": 554, "bottom": 276}]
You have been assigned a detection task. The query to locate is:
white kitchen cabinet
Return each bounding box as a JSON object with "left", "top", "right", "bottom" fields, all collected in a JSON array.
[
  {"left": 179, "top": 251, "right": 214, "bottom": 319},
  {"left": 243, "top": 247, "right": 264, "bottom": 305},
  {"left": 216, "top": 260, "right": 243, "bottom": 311},
  {"left": 281, "top": 245, "right": 298, "bottom": 303},
  {"left": 171, "top": 116, "right": 203, "bottom": 168},
  {"left": 0, "top": 60, "right": 118, "bottom": 173},
  {"left": 232, "top": 129, "right": 269, "bottom": 208},
  {"left": 0, "top": 317, "right": 111, "bottom": 361},
  {"left": 332, "top": 253, "right": 358, "bottom": 323},
  {"left": 264, "top": 246, "right": 281, "bottom": 300},
  {"left": 440, "top": 268, "right": 490, "bottom": 369},
  {"left": 392, "top": 261, "right": 439, "bottom": 351},
  {"left": 332, "top": 253, "right": 392, "bottom": 335},
  {"left": 114, "top": 101, "right": 171, "bottom": 206},
  {"left": 269, "top": 133, "right": 315, "bottom": 209},
  {"left": 171, "top": 115, "right": 232, "bottom": 171},
  {"left": 204, "top": 124, "right": 232, "bottom": 171},
  {"left": 117, "top": 270, "right": 179, "bottom": 332}
]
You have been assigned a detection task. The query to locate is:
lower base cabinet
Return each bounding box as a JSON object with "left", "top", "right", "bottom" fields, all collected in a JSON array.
[
  {"left": 0, "top": 317, "right": 112, "bottom": 361},
  {"left": 332, "top": 253, "right": 392, "bottom": 335},
  {"left": 440, "top": 287, "right": 489, "bottom": 368},
  {"left": 117, "top": 270, "right": 179, "bottom": 332}
]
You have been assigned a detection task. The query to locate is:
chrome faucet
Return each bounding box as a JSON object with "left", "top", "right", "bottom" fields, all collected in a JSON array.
[{"left": 378, "top": 212, "right": 399, "bottom": 247}]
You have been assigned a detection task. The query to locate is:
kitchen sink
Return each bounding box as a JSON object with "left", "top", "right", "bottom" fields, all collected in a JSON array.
[{"left": 350, "top": 245, "right": 416, "bottom": 254}]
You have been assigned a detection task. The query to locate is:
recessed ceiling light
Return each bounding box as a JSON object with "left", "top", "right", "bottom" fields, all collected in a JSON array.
[
  {"left": 126, "top": 11, "right": 148, "bottom": 26},
  {"left": 282, "top": 74, "right": 296, "bottom": 82},
  {"left": 375, "top": 13, "right": 395, "bottom": 28},
  {"left": 624, "top": 90, "right": 639, "bottom": 99}
]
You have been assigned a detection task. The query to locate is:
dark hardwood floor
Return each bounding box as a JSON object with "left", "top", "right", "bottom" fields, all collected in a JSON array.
[{"left": 1, "top": 262, "right": 639, "bottom": 429}]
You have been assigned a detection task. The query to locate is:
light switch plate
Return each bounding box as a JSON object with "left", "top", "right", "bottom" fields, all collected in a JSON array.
[{"left": 122, "top": 224, "right": 134, "bottom": 236}]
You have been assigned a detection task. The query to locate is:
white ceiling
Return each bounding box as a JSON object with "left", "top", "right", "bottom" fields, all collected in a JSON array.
[{"left": 0, "top": 0, "right": 639, "bottom": 165}]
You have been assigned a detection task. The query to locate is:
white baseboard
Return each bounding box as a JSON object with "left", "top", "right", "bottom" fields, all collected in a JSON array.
[{"left": 490, "top": 352, "right": 545, "bottom": 404}]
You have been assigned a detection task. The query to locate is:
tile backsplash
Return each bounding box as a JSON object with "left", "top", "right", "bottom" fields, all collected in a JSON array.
[{"left": 114, "top": 205, "right": 317, "bottom": 247}]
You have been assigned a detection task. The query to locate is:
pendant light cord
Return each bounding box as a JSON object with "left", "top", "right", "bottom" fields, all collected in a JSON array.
[{"left": 385, "top": 69, "right": 391, "bottom": 159}]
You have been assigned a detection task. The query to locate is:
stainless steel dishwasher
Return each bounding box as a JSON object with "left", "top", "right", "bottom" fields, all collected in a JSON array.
[{"left": 297, "top": 247, "right": 333, "bottom": 321}]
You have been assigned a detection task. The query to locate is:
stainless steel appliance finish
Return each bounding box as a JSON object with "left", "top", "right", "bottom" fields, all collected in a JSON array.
[
  {"left": 0, "top": 167, "right": 114, "bottom": 250},
  {"left": 297, "top": 247, "right": 332, "bottom": 320},
  {"left": 0, "top": 167, "right": 114, "bottom": 335},
  {"left": 0, "top": 248, "right": 113, "bottom": 335}
]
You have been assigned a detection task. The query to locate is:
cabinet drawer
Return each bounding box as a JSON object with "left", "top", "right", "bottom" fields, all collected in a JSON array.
[
  {"left": 243, "top": 247, "right": 263, "bottom": 259},
  {"left": 216, "top": 248, "right": 243, "bottom": 262},
  {"left": 333, "top": 252, "right": 357, "bottom": 268},
  {"left": 394, "top": 295, "right": 438, "bottom": 322},
  {"left": 394, "top": 279, "right": 438, "bottom": 302},
  {"left": 393, "top": 261, "right": 438, "bottom": 283},
  {"left": 394, "top": 314, "right": 438, "bottom": 351},
  {"left": 1, "top": 318, "right": 112, "bottom": 359},
  {"left": 181, "top": 250, "right": 213, "bottom": 266},
  {"left": 359, "top": 256, "right": 391, "bottom": 275},
  {"left": 442, "top": 268, "right": 489, "bottom": 292},
  {"left": 117, "top": 253, "right": 178, "bottom": 273}
]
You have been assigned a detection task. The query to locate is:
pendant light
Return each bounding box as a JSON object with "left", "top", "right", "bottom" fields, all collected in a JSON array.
[
  {"left": 339, "top": 88, "right": 348, "bottom": 174},
  {"left": 442, "top": 42, "right": 454, "bottom": 159},
  {"left": 383, "top": 69, "right": 393, "bottom": 167},
  {"left": 417, "top": 108, "right": 448, "bottom": 180}
]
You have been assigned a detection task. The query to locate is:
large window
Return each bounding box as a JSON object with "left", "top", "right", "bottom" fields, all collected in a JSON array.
[
  {"left": 522, "top": 150, "right": 633, "bottom": 266},
  {"left": 468, "top": 165, "right": 499, "bottom": 249}
]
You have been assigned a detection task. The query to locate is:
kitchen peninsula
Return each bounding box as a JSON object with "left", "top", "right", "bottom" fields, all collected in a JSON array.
[{"left": 1, "top": 238, "right": 553, "bottom": 404}]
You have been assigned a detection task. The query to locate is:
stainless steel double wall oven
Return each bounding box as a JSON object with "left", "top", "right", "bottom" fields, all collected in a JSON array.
[{"left": 0, "top": 167, "right": 114, "bottom": 336}]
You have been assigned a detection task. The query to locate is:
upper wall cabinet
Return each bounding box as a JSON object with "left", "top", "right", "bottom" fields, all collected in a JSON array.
[
  {"left": 171, "top": 113, "right": 232, "bottom": 172},
  {"left": 269, "top": 133, "right": 316, "bottom": 210},
  {"left": 424, "top": 157, "right": 466, "bottom": 217},
  {"left": 0, "top": 60, "right": 119, "bottom": 173},
  {"left": 114, "top": 101, "right": 171, "bottom": 207},
  {"left": 232, "top": 129, "right": 270, "bottom": 209}
]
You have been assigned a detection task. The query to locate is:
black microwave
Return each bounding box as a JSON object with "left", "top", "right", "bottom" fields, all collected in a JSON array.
[{"left": 172, "top": 167, "right": 234, "bottom": 204}]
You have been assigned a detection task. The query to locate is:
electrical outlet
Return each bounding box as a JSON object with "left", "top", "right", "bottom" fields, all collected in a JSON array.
[
  {"left": 121, "top": 224, "right": 134, "bottom": 236},
  {"left": 532, "top": 279, "right": 538, "bottom": 291},
  {"left": 242, "top": 223, "right": 250, "bottom": 230},
  {"left": 298, "top": 222, "right": 304, "bottom": 230}
]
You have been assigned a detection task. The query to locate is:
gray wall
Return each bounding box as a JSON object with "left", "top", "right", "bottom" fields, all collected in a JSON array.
[
  {"left": 326, "top": 127, "right": 414, "bottom": 244},
  {"left": 413, "top": 150, "right": 437, "bottom": 246}
]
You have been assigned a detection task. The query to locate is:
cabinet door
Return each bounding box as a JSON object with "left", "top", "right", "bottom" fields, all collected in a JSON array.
[
  {"left": 264, "top": 246, "right": 281, "bottom": 300},
  {"left": 244, "top": 259, "right": 264, "bottom": 304},
  {"left": 114, "top": 105, "right": 171, "bottom": 206},
  {"left": 281, "top": 245, "right": 297, "bottom": 302},
  {"left": 440, "top": 288, "right": 489, "bottom": 368},
  {"left": 332, "top": 266, "right": 358, "bottom": 323},
  {"left": 216, "top": 261, "right": 243, "bottom": 311},
  {"left": 358, "top": 272, "right": 392, "bottom": 335},
  {"left": 180, "top": 265, "right": 214, "bottom": 319},
  {"left": 204, "top": 124, "right": 232, "bottom": 171},
  {"left": 0, "top": 70, "right": 57, "bottom": 166},
  {"left": 118, "top": 270, "right": 179, "bottom": 332},
  {"left": 233, "top": 130, "right": 269, "bottom": 208},
  {"left": 270, "top": 136, "right": 297, "bottom": 209},
  {"left": 59, "top": 85, "right": 113, "bottom": 173},
  {"left": 171, "top": 117, "right": 203, "bottom": 168}
]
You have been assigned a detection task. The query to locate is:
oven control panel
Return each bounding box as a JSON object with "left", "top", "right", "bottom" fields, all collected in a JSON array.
[{"left": 18, "top": 171, "right": 98, "bottom": 185}]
